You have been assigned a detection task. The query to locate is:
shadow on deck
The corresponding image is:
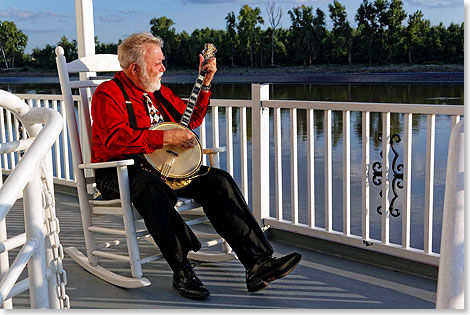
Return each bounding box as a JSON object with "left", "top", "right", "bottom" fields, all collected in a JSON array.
[{"left": 7, "top": 192, "right": 437, "bottom": 309}]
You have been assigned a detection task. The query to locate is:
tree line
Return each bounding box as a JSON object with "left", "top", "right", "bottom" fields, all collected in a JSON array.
[{"left": 0, "top": 0, "right": 464, "bottom": 70}]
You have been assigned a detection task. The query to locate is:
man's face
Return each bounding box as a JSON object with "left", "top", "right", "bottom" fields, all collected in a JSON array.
[{"left": 139, "top": 43, "right": 166, "bottom": 92}]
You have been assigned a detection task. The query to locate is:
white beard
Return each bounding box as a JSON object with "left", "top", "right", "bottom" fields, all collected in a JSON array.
[{"left": 141, "top": 67, "right": 163, "bottom": 93}]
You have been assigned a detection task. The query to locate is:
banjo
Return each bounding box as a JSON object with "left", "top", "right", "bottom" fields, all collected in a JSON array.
[{"left": 143, "top": 43, "right": 216, "bottom": 190}]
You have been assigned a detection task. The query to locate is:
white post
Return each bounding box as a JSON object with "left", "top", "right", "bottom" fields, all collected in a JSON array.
[
  {"left": 252, "top": 84, "right": 270, "bottom": 223},
  {"left": 436, "top": 119, "right": 464, "bottom": 309},
  {"left": 75, "top": 0, "right": 96, "bottom": 182},
  {"left": 362, "top": 111, "right": 370, "bottom": 242},
  {"left": 117, "top": 166, "right": 143, "bottom": 279},
  {"left": 324, "top": 110, "right": 332, "bottom": 232},
  {"left": 0, "top": 174, "right": 12, "bottom": 309},
  {"left": 75, "top": 0, "right": 96, "bottom": 60},
  {"left": 290, "top": 108, "right": 298, "bottom": 224},
  {"left": 23, "top": 171, "right": 49, "bottom": 309},
  {"left": 381, "top": 112, "right": 390, "bottom": 244}
]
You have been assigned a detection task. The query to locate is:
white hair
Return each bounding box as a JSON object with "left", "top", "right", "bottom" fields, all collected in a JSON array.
[{"left": 117, "top": 32, "right": 164, "bottom": 70}]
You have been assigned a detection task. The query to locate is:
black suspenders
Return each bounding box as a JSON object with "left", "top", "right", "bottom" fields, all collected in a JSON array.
[
  {"left": 112, "top": 78, "right": 138, "bottom": 130},
  {"left": 112, "top": 77, "right": 183, "bottom": 128},
  {"left": 154, "top": 90, "right": 182, "bottom": 123}
]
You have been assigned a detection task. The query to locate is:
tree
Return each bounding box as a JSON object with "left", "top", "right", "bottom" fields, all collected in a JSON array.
[
  {"left": 237, "top": 5, "right": 264, "bottom": 67},
  {"left": 383, "top": 0, "right": 406, "bottom": 63},
  {"left": 264, "top": 1, "right": 282, "bottom": 65},
  {"left": 374, "top": 0, "right": 388, "bottom": 63},
  {"left": 328, "top": 1, "right": 353, "bottom": 65},
  {"left": 0, "top": 20, "right": 28, "bottom": 68},
  {"left": 32, "top": 44, "right": 55, "bottom": 68},
  {"left": 444, "top": 23, "right": 464, "bottom": 62},
  {"left": 95, "top": 36, "right": 119, "bottom": 54},
  {"left": 57, "top": 36, "right": 78, "bottom": 61},
  {"left": 288, "top": 5, "right": 315, "bottom": 65},
  {"left": 425, "top": 23, "right": 446, "bottom": 62},
  {"left": 225, "top": 11, "right": 238, "bottom": 66},
  {"left": 355, "top": 0, "right": 379, "bottom": 64},
  {"left": 404, "top": 10, "right": 429, "bottom": 63},
  {"left": 312, "top": 8, "right": 328, "bottom": 63},
  {"left": 150, "top": 16, "right": 178, "bottom": 66}
]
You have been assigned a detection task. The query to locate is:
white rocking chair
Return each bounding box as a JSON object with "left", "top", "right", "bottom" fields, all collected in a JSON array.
[{"left": 55, "top": 46, "right": 236, "bottom": 288}]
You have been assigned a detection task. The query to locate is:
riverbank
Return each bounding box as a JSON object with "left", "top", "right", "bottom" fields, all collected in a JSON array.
[{"left": 0, "top": 63, "right": 463, "bottom": 77}]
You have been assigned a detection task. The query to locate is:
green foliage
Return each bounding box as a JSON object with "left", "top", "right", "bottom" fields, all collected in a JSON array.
[
  {"left": 329, "top": 1, "right": 353, "bottom": 64},
  {"left": 288, "top": 5, "right": 327, "bottom": 65},
  {"left": 0, "top": 20, "right": 28, "bottom": 68},
  {"left": 31, "top": 36, "right": 77, "bottom": 69},
  {"left": 225, "top": 11, "right": 238, "bottom": 66},
  {"left": 404, "top": 10, "right": 430, "bottom": 63},
  {"left": 150, "top": 16, "right": 178, "bottom": 66},
  {"left": 95, "top": 36, "right": 119, "bottom": 54},
  {"left": 237, "top": 4, "right": 264, "bottom": 66}
]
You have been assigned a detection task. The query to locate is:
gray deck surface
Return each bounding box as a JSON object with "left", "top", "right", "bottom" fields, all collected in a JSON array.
[{"left": 6, "top": 192, "right": 437, "bottom": 309}]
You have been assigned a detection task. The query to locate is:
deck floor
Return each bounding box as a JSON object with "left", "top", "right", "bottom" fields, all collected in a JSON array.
[{"left": 6, "top": 192, "right": 437, "bottom": 309}]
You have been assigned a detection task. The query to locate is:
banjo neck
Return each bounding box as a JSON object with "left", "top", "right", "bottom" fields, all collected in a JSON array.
[
  {"left": 179, "top": 42, "right": 216, "bottom": 128},
  {"left": 179, "top": 67, "right": 207, "bottom": 128}
]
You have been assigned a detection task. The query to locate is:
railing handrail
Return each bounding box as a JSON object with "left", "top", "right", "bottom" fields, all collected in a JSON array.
[
  {"left": 13, "top": 93, "right": 81, "bottom": 102},
  {"left": 262, "top": 100, "right": 464, "bottom": 115},
  {"left": 14, "top": 93, "right": 464, "bottom": 116},
  {"left": 0, "top": 92, "right": 63, "bottom": 220}
]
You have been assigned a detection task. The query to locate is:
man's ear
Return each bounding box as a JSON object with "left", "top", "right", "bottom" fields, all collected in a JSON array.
[{"left": 131, "top": 63, "right": 139, "bottom": 75}]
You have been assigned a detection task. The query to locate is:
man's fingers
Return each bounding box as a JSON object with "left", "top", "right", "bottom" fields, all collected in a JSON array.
[{"left": 198, "top": 54, "right": 204, "bottom": 70}]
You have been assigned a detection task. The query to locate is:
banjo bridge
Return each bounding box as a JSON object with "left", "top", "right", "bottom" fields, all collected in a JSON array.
[{"left": 166, "top": 149, "right": 179, "bottom": 157}]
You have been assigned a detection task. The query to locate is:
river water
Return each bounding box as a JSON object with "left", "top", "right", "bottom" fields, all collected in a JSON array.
[{"left": 1, "top": 77, "right": 464, "bottom": 252}]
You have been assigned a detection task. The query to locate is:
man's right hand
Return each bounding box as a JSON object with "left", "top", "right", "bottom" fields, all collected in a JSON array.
[{"left": 163, "top": 128, "right": 197, "bottom": 149}]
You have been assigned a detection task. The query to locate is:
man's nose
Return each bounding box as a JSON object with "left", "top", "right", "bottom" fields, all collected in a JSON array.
[{"left": 160, "top": 64, "right": 166, "bottom": 72}]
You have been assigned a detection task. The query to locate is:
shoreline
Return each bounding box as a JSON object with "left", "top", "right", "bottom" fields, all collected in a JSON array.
[
  {"left": 0, "top": 63, "right": 463, "bottom": 77},
  {"left": 0, "top": 64, "right": 463, "bottom": 85}
]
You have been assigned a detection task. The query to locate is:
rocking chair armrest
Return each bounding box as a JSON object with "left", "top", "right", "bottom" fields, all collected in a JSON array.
[
  {"left": 78, "top": 159, "right": 135, "bottom": 170},
  {"left": 202, "top": 146, "right": 226, "bottom": 155},
  {"left": 202, "top": 146, "right": 226, "bottom": 168}
]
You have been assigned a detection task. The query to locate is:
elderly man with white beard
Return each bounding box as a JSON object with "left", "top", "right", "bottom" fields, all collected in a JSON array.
[{"left": 90, "top": 32, "right": 301, "bottom": 300}]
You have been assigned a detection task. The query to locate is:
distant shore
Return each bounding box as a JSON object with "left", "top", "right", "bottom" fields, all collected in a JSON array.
[
  {"left": 0, "top": 63, "right": 463, "bottom": 77},
  {"left": 0, "top": 63, "right": 463, "bottom": 84}
]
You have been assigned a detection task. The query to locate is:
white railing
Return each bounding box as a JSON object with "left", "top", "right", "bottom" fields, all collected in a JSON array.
[
  {"left": 5, "top": 84, "right": 464, "bottom": 267},
  {"left": 2, "top": 94, "right": 81, "bottom": 187},
  {"left": 0, "top": 90, "right": 69, "bottom": 309},
  {"left": 256, "top": 94, "right": 463, "bottom": 266}
]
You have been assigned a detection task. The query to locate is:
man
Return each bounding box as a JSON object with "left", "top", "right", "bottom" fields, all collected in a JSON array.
[{"left": 91, "top": 32, "right": 301, "bottom": 300}]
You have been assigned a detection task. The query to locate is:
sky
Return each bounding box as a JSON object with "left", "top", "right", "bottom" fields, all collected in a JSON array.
[{"left": 0, "top": 0, "right": 465, "bottom": 54}]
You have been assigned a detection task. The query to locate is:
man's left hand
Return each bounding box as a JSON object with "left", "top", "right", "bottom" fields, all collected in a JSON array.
[{"left": 199, "top": 54, "right": 217, "bottom": 86}]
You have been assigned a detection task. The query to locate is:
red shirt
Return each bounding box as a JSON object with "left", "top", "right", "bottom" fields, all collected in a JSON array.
[{"left": 91, "top": 71, "right": 210, "bottom": 163}]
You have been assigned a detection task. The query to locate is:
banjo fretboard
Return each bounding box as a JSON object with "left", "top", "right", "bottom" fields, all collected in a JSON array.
[{"left": 179, "top": 69, "right": 206, "bottom": 127}]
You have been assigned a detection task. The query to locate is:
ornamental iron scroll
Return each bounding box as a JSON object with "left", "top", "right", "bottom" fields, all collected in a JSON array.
[{"left": 372, "top": 133, "right": 403, "bottom": 217}]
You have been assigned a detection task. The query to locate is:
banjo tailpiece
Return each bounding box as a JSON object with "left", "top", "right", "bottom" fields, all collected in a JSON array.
[{"left": 138, "top": 154, "right": 210, "bottom": 190}]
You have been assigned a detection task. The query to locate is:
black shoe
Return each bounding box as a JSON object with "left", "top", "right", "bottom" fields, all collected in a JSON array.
[
  {"left": 172, "top": 263, "right": 210, "bottom": 300},
  {"left": 246, "top": 252, "right": 302, "bottom": 292}
]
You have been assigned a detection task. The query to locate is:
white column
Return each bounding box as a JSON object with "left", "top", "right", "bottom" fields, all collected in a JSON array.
[
  {"left": 0, "top": 174, "right": 12, "bottom": 309},
  {"left": 252, "top": 84, "right": 270, "bottom": 223},
  {"left": 24, "top": 171, "right": 49, "bottom": 308},
  {"left": 75, "top": 0, "right": 96, "bottom": 59}
]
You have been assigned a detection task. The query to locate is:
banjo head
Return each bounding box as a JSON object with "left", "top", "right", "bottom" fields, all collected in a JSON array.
[{"left": 144, "top": 123, "right": 203, "bottom": 178}]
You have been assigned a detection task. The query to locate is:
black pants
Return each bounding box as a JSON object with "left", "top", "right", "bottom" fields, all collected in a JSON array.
[{"left": 95, "top": 159, "right": 273, "bottom": 272}]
